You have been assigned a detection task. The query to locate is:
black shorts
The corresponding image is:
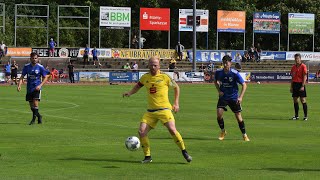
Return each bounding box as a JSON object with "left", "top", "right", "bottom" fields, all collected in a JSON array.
[
  {"left": 83, "top": 55, "right": 88, "bottom": 60},
  {"left": 292, "top": 82, "right": 307, "bottom": 97},
  {"left": 11, "top": 72, "right": 17, "bottom": 79},
  {"left": 5, "top": 72, "right": 10, "bottom": 76},
  {"left": 93, "top": 56, "right": 98, "bottom": 61},
  {"left": 217, "top": 98, "right": 242, "bottom": 113},
  {"left": 26, "top": 90, "right": 41, "bottom": 102}
]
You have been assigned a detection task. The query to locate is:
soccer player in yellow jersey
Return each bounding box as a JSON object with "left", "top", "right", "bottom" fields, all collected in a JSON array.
[{"left": 123, "top": 56, "right": 192, "bottom": 163}]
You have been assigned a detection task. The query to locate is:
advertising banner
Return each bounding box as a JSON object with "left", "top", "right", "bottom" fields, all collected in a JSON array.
[
  {"left": 77, "top": 48, "right": 112, "bottom": 58},
  {"left": 217, "top": 10, "right": 246, "bottom": 33},
  {"left": 79, "top": 72, "right": 110, "bottom": 82},
  {"left": 178, "top": 9, "right": 209, "bottom": 32},
  {"left": 253, "top": 12, "right": 280, "bottom": 34},
  {"left": 288, "top": 13, "right": 315, "bottom": 34},
  {"left": 187, "top": 50, "right": 244, "bottom": 62},
  {"left": 250, "top": 72, "right": 292, "bottom": 82},
  {"left": 7, "top": 47, "right": 32, "bottom": 57},
  {"left": 112, "top": 49, "right": 176, "bottom": 59},
  {"left": 109, "top": 72, "right": 139, "bottom": 82},
  {"left": 99, "top": 7, "right": 131, "bottom": 28},
  {"left": 139, "top": 71, "right": 204, "bottom": 82},
  {"left": 140, "top": 8, "right": 170, "bottom": 31},
  {"left": 260, "top": 51, "right": 286, "bottom": 60},
  {"left": 0, "top": 72, "right": 4, "bottom": 82},
  {"left": 286, "top": 52, "right": 320, "bottom": 61},
  {"left": 32, "top": 48, "right": 79, "bottom": 58}
]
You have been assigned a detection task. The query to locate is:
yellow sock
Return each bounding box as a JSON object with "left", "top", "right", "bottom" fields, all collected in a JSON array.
[
  {"left": 172, "top": 131, "right": 186, "bottom": 150},
  {"left": 140, "top": 136, "right": 151, "bottom": 156}
]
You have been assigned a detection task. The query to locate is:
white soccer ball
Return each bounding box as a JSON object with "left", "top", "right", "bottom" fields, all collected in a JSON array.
[
  {"left": 257, "top": 81, "right": 261, "bottom": 84},
  {"left": 125, "top": 136, "right": 140, "bottom": 151}
]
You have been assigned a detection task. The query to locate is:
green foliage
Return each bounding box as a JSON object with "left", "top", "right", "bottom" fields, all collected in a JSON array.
[{"left": 0, "top": 0, "right": 320, "bottom": 50}]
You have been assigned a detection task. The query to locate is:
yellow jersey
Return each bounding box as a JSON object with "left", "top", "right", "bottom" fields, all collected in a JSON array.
[{"left": 138, "top": 71, "right": 177, "bottom": 110}]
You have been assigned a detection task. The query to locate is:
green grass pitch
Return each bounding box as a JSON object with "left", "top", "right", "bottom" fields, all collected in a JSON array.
[{"left": 0, "top": 83, "right": 319, "bottom": 179}]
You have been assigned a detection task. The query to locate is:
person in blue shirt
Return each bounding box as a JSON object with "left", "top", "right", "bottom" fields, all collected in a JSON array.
[
  {"left": 214, "top": 55, "right": 249, "bottom": 141},
  {"left": 17, "top": 52, "right": 50, "bottom": 125},
  {"left": 83, "top": 44, "right": 90, "bottom": 67},
  {"left": 91, "top": 47, "right": 101, "bottom": 66},
  {"left": 49, "top": 38, "right": 57, "bottom": 57},
  {"left": 4, "top": 61, "right": 11, "bottom": 83}
]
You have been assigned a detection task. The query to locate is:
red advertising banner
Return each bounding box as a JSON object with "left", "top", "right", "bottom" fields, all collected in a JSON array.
[{"left": 140, "top": 8, "right": 170, "bottom": 31}]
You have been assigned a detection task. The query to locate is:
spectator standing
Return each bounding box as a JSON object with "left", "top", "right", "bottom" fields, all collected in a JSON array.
[
  {"left": 0, "top": 41, "right": 6, "bottom": 59},
  {"left": 67, "top": 61, "right": 75, "bottom": 83},
  {"left": 11, "top": 60, "right": 18, "bottom": 85},
  {"left": 48, "top": 38, "right": 57, "bottom": 57},
  {"left": 4, "top": 61, "right": 11, "bottom": 83},
  {"left": 132, "top": 61, "right": 139, "bottom": 72},
  {"left": 132, "top": 35, "right": 139, "bottom": 49},
  {"left": 83, "top": 45, "right": 90, "bottom": 67},
  {"left": 91, "top": 47, "right": 101, "bottom": 66},
  {"left": 175, "top": 42, "right": 185, "bottom": 61},
  {"left": 140, "top": 37, "right": 146, "bottom": 49}
]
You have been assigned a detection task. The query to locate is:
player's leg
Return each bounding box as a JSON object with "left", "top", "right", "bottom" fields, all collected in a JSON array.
[
  {"left": 28, "top": 100, "right": 36, "bottom": 125},
  {"left": 234, "top": 112, "right": 250, "bottom": 141},
  {"left": 217, "top": 98, "right": 227, "bottom": 140},
  {"left": 292, "top": 97, "right": 299, "bottom": 119},
  {"left": 230, "top": 100, "right": 249, "bottom": 141},
  {"left": 139, "top": 122, "right": 152, "bottom": 163},
  {"left": 300, "top": 96, "right": 307, "bottom": 121},
  {"left": 32, "top": 91, "right": 42, "bottom": 124}
]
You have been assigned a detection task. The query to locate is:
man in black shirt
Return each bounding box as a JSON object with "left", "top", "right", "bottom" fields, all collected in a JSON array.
[
  {"left": 11, "top": 60, "right": 18, "bottom": 85},
  {"left": 67, "top": 61, "right": 75, "bottom": 83}
]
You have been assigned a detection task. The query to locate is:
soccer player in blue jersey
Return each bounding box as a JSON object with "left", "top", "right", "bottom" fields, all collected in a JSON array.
[
  {"left": 214, "top": 55, "right": 250, "bottom": 141},
  {"left": 17, "top": 52, "right": 50, "bottom": 125}
]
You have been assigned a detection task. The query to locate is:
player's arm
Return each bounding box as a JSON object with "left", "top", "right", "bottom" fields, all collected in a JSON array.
[
  {"left": 123, "top": 82, "right": 143, "bottom": 97},
  {"left": 36, "top": 74, "right": 50, "bottom": 91},
  {"left": 301, "top": 65, "right": 307, "bottom": 91},
  {"left": 172, "top": 82, "right": 180, "bottom": 113},
  {"left": 238, "top": 82, "right": 247, "bottom": 104},
  {"left": 290, "top": 67, "right": 294, "bottom": 93},
  {"left": 17, "top": 67, "right": 27, "bottom": 92},
  {"left": 214, "top": 73, "right": 223, "bottom": 96}
]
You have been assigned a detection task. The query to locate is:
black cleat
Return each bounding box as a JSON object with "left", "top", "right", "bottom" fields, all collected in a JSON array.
[
  {"left": 182, "top": 150, "right": 192, "bottom": 163},
  {"left": 38, "top": 115, "right": 42, "bottom": 124},
  {"left": 29, "top": 119, "right": 35, "bottom": 125},
  {"left": 141, "top": 156, "right": 152, "bottom": 163}
]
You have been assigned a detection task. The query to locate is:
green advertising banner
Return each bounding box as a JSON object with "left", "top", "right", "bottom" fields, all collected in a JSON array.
[{"left": 288, "top": 13, "right": 315, "bottom": 34}]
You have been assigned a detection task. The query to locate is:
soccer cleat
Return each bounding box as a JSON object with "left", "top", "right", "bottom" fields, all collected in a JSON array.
[
  {"left": 182, "top": 150, "right": 192, "bottom": 162},
  {"left": 303, "top": 117, "right": 308, "bottom": 121},
  {"left": 29, "top": 119, "right": 35, "bottom": 125},
  {"left": 218, "top": 130, "right": 227, "bottom": 140},
  {"left": 38, "top": 115, "right": 42, "bottom": 124},
  {"left": 141, "top": 156, "right": 152, "bottom": 163},
  {"left": 291, "top": 116, "right": 299, "bottom": 120},
  {"left": 243, "top": 134, "right": 250, "bottom": 142}
]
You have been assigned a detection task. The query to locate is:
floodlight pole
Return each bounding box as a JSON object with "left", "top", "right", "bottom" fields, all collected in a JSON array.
[{"left": 192, "top": 0, "right": 197, "bottom": 72}]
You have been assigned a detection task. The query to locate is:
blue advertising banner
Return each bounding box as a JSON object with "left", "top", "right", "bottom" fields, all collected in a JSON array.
[
  {"left": 250, "top": 72, "right": 291, "bottom": 82},
  {"left": 253, "top": 12, "right": 281, "bottom": 34},
  {"left": 109, "top": 72, "right": 139, "bottom": 82},
  {"left": 187, "top": 50, "right": 244, "bottom": 62},
  {"left": 260, "top": 51, "right": 286, "bottom": 60}
]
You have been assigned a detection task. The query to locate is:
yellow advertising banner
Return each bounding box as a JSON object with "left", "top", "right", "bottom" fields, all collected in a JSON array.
[{"left": 112, "top": 49, "right": 178, "bottom": 59}]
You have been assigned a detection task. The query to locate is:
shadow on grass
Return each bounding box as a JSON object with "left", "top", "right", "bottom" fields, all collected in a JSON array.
[
  {"left": 243, "top": 167, "right": 320, "bottom": 173},
  {"left": 245, "top": 115, "right": 293, "bottom": 121},
  {"left": 59, "top": 157, "right": 186, "bottom": 165},
  {"left": 0, "top": 122, "right": 23, "bottom": 124},
  {"left": 151, "top": 137, "right": 213, "bottom": 140}
]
